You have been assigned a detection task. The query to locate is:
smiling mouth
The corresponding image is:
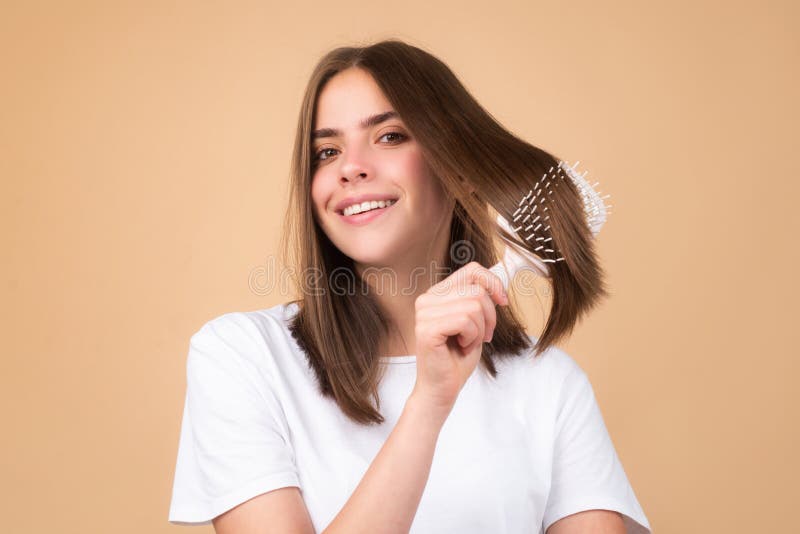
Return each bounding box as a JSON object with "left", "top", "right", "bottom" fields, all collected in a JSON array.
[{"left": 337, "top": 198, "right": 398, "bottom": 217}]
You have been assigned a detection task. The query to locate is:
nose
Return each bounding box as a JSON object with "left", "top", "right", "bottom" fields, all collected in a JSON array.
[
  {"left": 339, "top": 171, "right": 367, "bottom": 185},
  {"left": 338, "top": 142, "right": 372, "bottom": 185}
]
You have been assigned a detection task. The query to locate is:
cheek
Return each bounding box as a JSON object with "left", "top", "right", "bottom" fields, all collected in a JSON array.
[
  {"left": 393, "top": 148, "right": 431, "bottom": 187},
  {"left": 309, "top": 187, "right": 332, "bottom": 234},
  {"left": 309, "top": 175, "right": 328, "bottom": 214},
  {"left": 403, "top": 150, "right": 430, "bottom": 179},
  {"left": 402, "top": 154, "right": 444, "bottom": 207}
]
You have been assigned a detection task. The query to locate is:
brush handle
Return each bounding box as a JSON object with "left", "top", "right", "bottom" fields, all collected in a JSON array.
[
  {"left": 489, "top": 214, "right": 550, "bottom": 292},
  {"left": 488, "top": 160, "right": 610, "bottom": 291}
]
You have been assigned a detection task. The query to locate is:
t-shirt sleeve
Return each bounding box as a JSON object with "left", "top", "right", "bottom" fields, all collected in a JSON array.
[
  {"left": 542, "top": 363, "right": 652, "bottom": 534},
  {"left": 168, "top": 314, "right": 301, "bottom": 525}
]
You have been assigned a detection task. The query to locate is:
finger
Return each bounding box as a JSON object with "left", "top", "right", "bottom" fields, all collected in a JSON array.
[
  {"left": 461, "top": 300, "right": 488, "bottom": 355},
  {"left": 426, "top": 312, "right": 482, "bottom": 351},
  {"left": 430, "top": 262, "right": 508, "bottom": 307},
  {"left": 419, "top": 282, "right": 488, "bottom": 307},
  {"left": 477, "top": 291, "right": 497, "bottom": 342},
  {"left": 419, "top": 287, "right": 497, "bottom": 343},
  {"left": 457, "top": 302, "right": 485, "bottom": 351},
  {"left": 463, "top": 262, "right": 508, "bottom": 306},
  {"left": 419, "top": 298, "right": 484, "bottom": 347}
]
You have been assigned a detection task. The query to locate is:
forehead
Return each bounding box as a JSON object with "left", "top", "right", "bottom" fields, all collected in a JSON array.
[{"left": 314, "top": 68, "right": 393, "bottom": 128}]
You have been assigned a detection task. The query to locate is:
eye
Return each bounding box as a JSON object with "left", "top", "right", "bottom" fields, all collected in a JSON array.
[
  {"left": 313, "top": 147, "right": 339, "bottom": 164},
  {"left": 311, "top": 131, "right": 408, "bottom": 166},
  {"left": 379, "top": 131, "right": 407, "bottom": 143}
]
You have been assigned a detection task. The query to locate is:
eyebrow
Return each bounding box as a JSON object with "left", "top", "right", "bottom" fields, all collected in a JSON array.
[{"left": 311, "top": 110, "right": 399, "bottom": 142}]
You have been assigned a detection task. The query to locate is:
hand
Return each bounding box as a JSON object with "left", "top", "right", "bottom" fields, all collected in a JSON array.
[{"left": 411, "top": 261, "right": 509, "bottom": 418}]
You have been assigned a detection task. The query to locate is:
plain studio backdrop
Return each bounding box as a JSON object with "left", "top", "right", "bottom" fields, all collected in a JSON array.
[{"left": 1, "top": 1, "right": 797, "bottom": 532}]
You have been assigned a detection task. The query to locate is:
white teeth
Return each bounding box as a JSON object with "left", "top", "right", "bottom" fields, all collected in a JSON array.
[{"left": 343, "top": 199, "right": 396, "bottom": 216}]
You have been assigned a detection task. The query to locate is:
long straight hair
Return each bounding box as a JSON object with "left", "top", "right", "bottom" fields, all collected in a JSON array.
[{"left": 280, "top": 39, "right": 609, "bottom": 425}]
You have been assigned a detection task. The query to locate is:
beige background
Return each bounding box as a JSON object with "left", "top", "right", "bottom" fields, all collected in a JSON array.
[{"left": 2, "top": 1, "right": 797, "bottom": 532}]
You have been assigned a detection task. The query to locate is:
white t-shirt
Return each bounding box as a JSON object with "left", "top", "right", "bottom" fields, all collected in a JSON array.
[{"left": 168, "top": 301, "right": 651, "bottom": 533}]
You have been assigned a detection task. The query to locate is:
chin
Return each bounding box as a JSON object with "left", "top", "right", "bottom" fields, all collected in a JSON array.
[
  {"left": 333, "top": 236, "right": 390, "bottom": 260},
  {"left": 339, "top": 247, "right": 399, "bottom": 270},
  {"left": 347, "top": 253, "right": 396, "bottom": 270}
]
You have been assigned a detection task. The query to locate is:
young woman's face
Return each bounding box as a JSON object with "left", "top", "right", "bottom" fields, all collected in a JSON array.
[{"left": 310, "top": 67, "right": 452, "bottom": 271}]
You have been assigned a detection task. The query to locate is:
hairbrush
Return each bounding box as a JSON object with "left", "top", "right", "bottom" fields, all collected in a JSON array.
[{"left": 489, "top": 160, "right": 612, "bottom": 291}]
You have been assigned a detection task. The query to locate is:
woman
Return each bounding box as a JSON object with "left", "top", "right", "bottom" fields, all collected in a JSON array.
[{"left": 168, "top": 39, "right": 651, "bottom": 534}]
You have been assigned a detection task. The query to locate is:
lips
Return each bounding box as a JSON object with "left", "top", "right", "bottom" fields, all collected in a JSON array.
[
  {"left": 336, "top": 198, "right": 398, "bottom": 226},
  {"left": 334, "top": 193, "right": 400, "bottom": 214}
]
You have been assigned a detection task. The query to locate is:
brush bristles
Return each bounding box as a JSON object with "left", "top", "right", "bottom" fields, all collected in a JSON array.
[{"left": 506, "top": 159, "right": 612, "bottom": 266}]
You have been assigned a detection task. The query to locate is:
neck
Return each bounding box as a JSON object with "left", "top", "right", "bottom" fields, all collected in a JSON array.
[{"left": 356, "top": 217, "right": 454, "bottom": 357}]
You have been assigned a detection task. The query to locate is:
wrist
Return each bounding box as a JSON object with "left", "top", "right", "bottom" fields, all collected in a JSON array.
[{"left": 406, "top": 388, "right": 452, "bottom": 430}]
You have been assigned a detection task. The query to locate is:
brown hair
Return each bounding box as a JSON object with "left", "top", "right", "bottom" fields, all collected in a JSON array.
[{"left": 279, "top": 39, "right": 610, "bottom": 425}]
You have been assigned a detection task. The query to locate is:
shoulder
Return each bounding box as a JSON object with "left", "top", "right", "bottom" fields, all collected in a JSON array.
[
  {"left": 511, "top": 333, "right": 588, "bottom": 386},
  {"left": 195, "top": 301, "right": 289, "bottom": 333},
  {"left": 187, "top": 302, "right": 299, "bottom": 371},
  {"left": 192, "top": 301, "right": 297, "bottom": 342},
  {"left": 499, "top": 334, "right": 595, "bottom": 420}
]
